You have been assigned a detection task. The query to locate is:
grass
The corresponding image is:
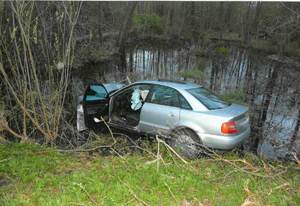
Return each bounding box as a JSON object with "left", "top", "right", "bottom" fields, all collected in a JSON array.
[{"left": 0, "top": 142, "right": 299, "bottom": 206}]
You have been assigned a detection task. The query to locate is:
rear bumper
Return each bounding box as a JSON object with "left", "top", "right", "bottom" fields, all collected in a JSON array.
[{"left": 198, "top": 127, "right": 250, "bottom": 150}]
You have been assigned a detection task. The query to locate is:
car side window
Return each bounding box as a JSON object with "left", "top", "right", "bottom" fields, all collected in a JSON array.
[
  {"left": 148, "top": 85, "right": 180, "bottom": 107},
  {"left": 85, "top": 85, "right": 108, "bottom": 101},
  {"left": 178, "top": 94, "right": 192, "bottom": 110},
  {"left": 113, "top": 84, "right": 152, "bottom": 111},
  {"left": 130, "top": 84, "right": 151, "bottom": 110}
]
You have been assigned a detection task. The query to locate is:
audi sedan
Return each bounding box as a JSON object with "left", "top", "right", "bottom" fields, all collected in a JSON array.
[{"left": 77, "top": 80, "right": 250, "bottom": 157}]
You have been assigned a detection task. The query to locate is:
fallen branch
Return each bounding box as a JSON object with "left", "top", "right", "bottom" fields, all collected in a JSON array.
[
  {"left": 156, "top": 136, "right": 188, "bottom": 164},
  {"left": 73, "top": 183, "right": 100, "bottom": 206},
  {"left": 119, "top": 178, "right": 150, "bottom": 206}
]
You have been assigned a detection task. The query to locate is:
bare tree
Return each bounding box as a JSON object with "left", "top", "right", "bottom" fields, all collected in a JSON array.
[{"left": 0, "top": 1, "right": 82, "bottom": 143}]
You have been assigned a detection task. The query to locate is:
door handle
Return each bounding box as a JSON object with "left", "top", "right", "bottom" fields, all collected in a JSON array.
[{"left": 168, "top": 113, "right": 175, "bottom": 117}]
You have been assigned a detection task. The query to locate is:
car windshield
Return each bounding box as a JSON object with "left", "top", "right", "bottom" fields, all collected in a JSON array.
[{"left": 187, "top": 87, "right": 230, "bottom": 110}]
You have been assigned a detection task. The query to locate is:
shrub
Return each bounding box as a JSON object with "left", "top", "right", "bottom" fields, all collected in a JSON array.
[
  {"left": 178, "top": 68, "right": 203, "bottom": 83},
  {"left": 133, "top": 14, "right": 163, "bottom": 35},
  {"left": 0, "top": 2, "right": 81, "bottom": 143},
  {"left": 220, "top": 90, "right": 246, "bottom": 104},
  {"left": 0, "top": 101, "right": 5, "bottom": 132},
  {"left": 215, "top": 46, "right": 229, "bottom": 57}
]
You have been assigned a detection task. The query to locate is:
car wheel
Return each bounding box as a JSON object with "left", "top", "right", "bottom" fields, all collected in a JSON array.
[{"left": 169, "top": 128, "right": 205, "bottom": 159}]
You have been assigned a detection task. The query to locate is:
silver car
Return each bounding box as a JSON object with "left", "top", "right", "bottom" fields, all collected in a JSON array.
[{"left": 77, "top": 80, "right": 250, "bottom": 157}]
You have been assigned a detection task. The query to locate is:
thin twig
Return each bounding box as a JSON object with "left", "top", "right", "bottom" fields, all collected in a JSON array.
[
  {"left": 119, "top": 178, "right": 150, "bottom": 206},
  {"left": 73, "top": 183, "right": 100, "bottom": 206}
]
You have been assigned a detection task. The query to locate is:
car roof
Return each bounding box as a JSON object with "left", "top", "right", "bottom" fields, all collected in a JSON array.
[{"left": 134, "top": 79, "right": 200, "bottom": 90}]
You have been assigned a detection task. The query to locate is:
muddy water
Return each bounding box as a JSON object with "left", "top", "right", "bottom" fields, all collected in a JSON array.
[{"left": 76, "top": 45, "right": 300, "bottom": 160}]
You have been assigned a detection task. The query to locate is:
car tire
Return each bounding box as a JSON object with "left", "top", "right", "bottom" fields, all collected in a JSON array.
[{"left": 169, "top": 128, "right": 206, "bottom": 159}]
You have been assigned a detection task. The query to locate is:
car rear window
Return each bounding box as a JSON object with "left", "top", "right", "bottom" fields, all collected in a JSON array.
[{"left": 187, "top": 87, "right": 230, "bottom": 110}]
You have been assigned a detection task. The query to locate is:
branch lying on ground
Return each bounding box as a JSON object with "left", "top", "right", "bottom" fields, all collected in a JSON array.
[
  {"left": 56, "top": 117, "right": 295, "bottom": 180},
  {"left": 58, "top": 117, "right": 117, "bottom": 153},
  {"left": 156, "top": 136, "right": 188, "bottom": 164},
  {"left": 292, "top": 152, "right": 300, "bottom": 165},
  {"left": 73, "top": 182, "right": 100, "bottom": 206},
  {"left": 118, "top": 177, "right": 150, "bottom": 206}
]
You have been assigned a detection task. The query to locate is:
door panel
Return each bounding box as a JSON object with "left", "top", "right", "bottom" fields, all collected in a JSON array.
[
  {"left": 82, "top": 84, "right": 109, "bottom": 129},
  {"left": 138, "top": 85, "right": 182, "bottom": 134},
  {"left": 139, "top": 102, "right": 180, "bottom": 134},
  {"left": 77, "top": 103, "right": 87, "bottom": 132}
]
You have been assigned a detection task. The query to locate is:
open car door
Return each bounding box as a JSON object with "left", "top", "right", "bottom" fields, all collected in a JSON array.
[{"left": 82, "top": 83, "right": 110, "bottom": 130}]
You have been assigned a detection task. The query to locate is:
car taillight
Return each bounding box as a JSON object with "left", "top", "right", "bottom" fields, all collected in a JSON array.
[{"left": 221, "top": 121, "right": 238, "bottom": 134}]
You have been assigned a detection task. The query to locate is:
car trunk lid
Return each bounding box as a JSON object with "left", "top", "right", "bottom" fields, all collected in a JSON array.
[{"left": 208, "top": 104, "right": 250, "bottom": 134}]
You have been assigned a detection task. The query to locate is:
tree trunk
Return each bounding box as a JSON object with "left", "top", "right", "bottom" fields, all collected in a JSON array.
[
  {"left": 142, "top": 49, "right": 145, "bottom": 77},
  {"left": 156, "top": 49, "right": 160, "bottom": 78},
  {"left": 253, "top": 65, "right": 279, "bottom": 152},
  {"left": 129, "top": 49, "right": 133, "bottom": 73},
  {"left": 119, "top": 46, "right": 127, "bottom": 73},
  {"left": 260, "top": 67, "right": 278, "bottom": 124},
  {"left": 251, "top": 2, "right": 262, "bottom": 40},
  {"left": 243, "top": 2, "right": 252, "bottom": 44},
  {"left": 117, "top": 2, "right": 137, "bottom": 74},
  {"left": 97, "top": 2, "right": 103, "bottom": 44},
  {"left": 210, "top": 62, "right": 216, "bottom": 90},
  {"left": 218, "top": 2, "right": 224, "bottom": 39},
  {"left": 244, "top": 54, "right": 253, "bottom": 102},
  {"left": 290, "top": 101, "right": 300, "bottom": 152}
]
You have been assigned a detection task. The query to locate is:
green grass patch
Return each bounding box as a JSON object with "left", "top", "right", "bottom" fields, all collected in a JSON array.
[{"left": 0, "top": 143, "right": 299, "bottom": 205}]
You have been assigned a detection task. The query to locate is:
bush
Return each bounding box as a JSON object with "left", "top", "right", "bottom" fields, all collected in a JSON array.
[
  {"left": 0, "top": 100, "right": 4, "bottom": 114},
  {"left": 133, "top": 14, "right": 163, "bottom": 35},
  {"left": 0, "top": 101, "right": 5, "bottom": 132},
  {"left": 178, "top": 68, "right": 203, "bottom": 80},
  {"left": 215, "top": 46, "right": 230, "bottom": 57},
  {"left": 220, "top": 90, "right": 246, "bottom": 104}
]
